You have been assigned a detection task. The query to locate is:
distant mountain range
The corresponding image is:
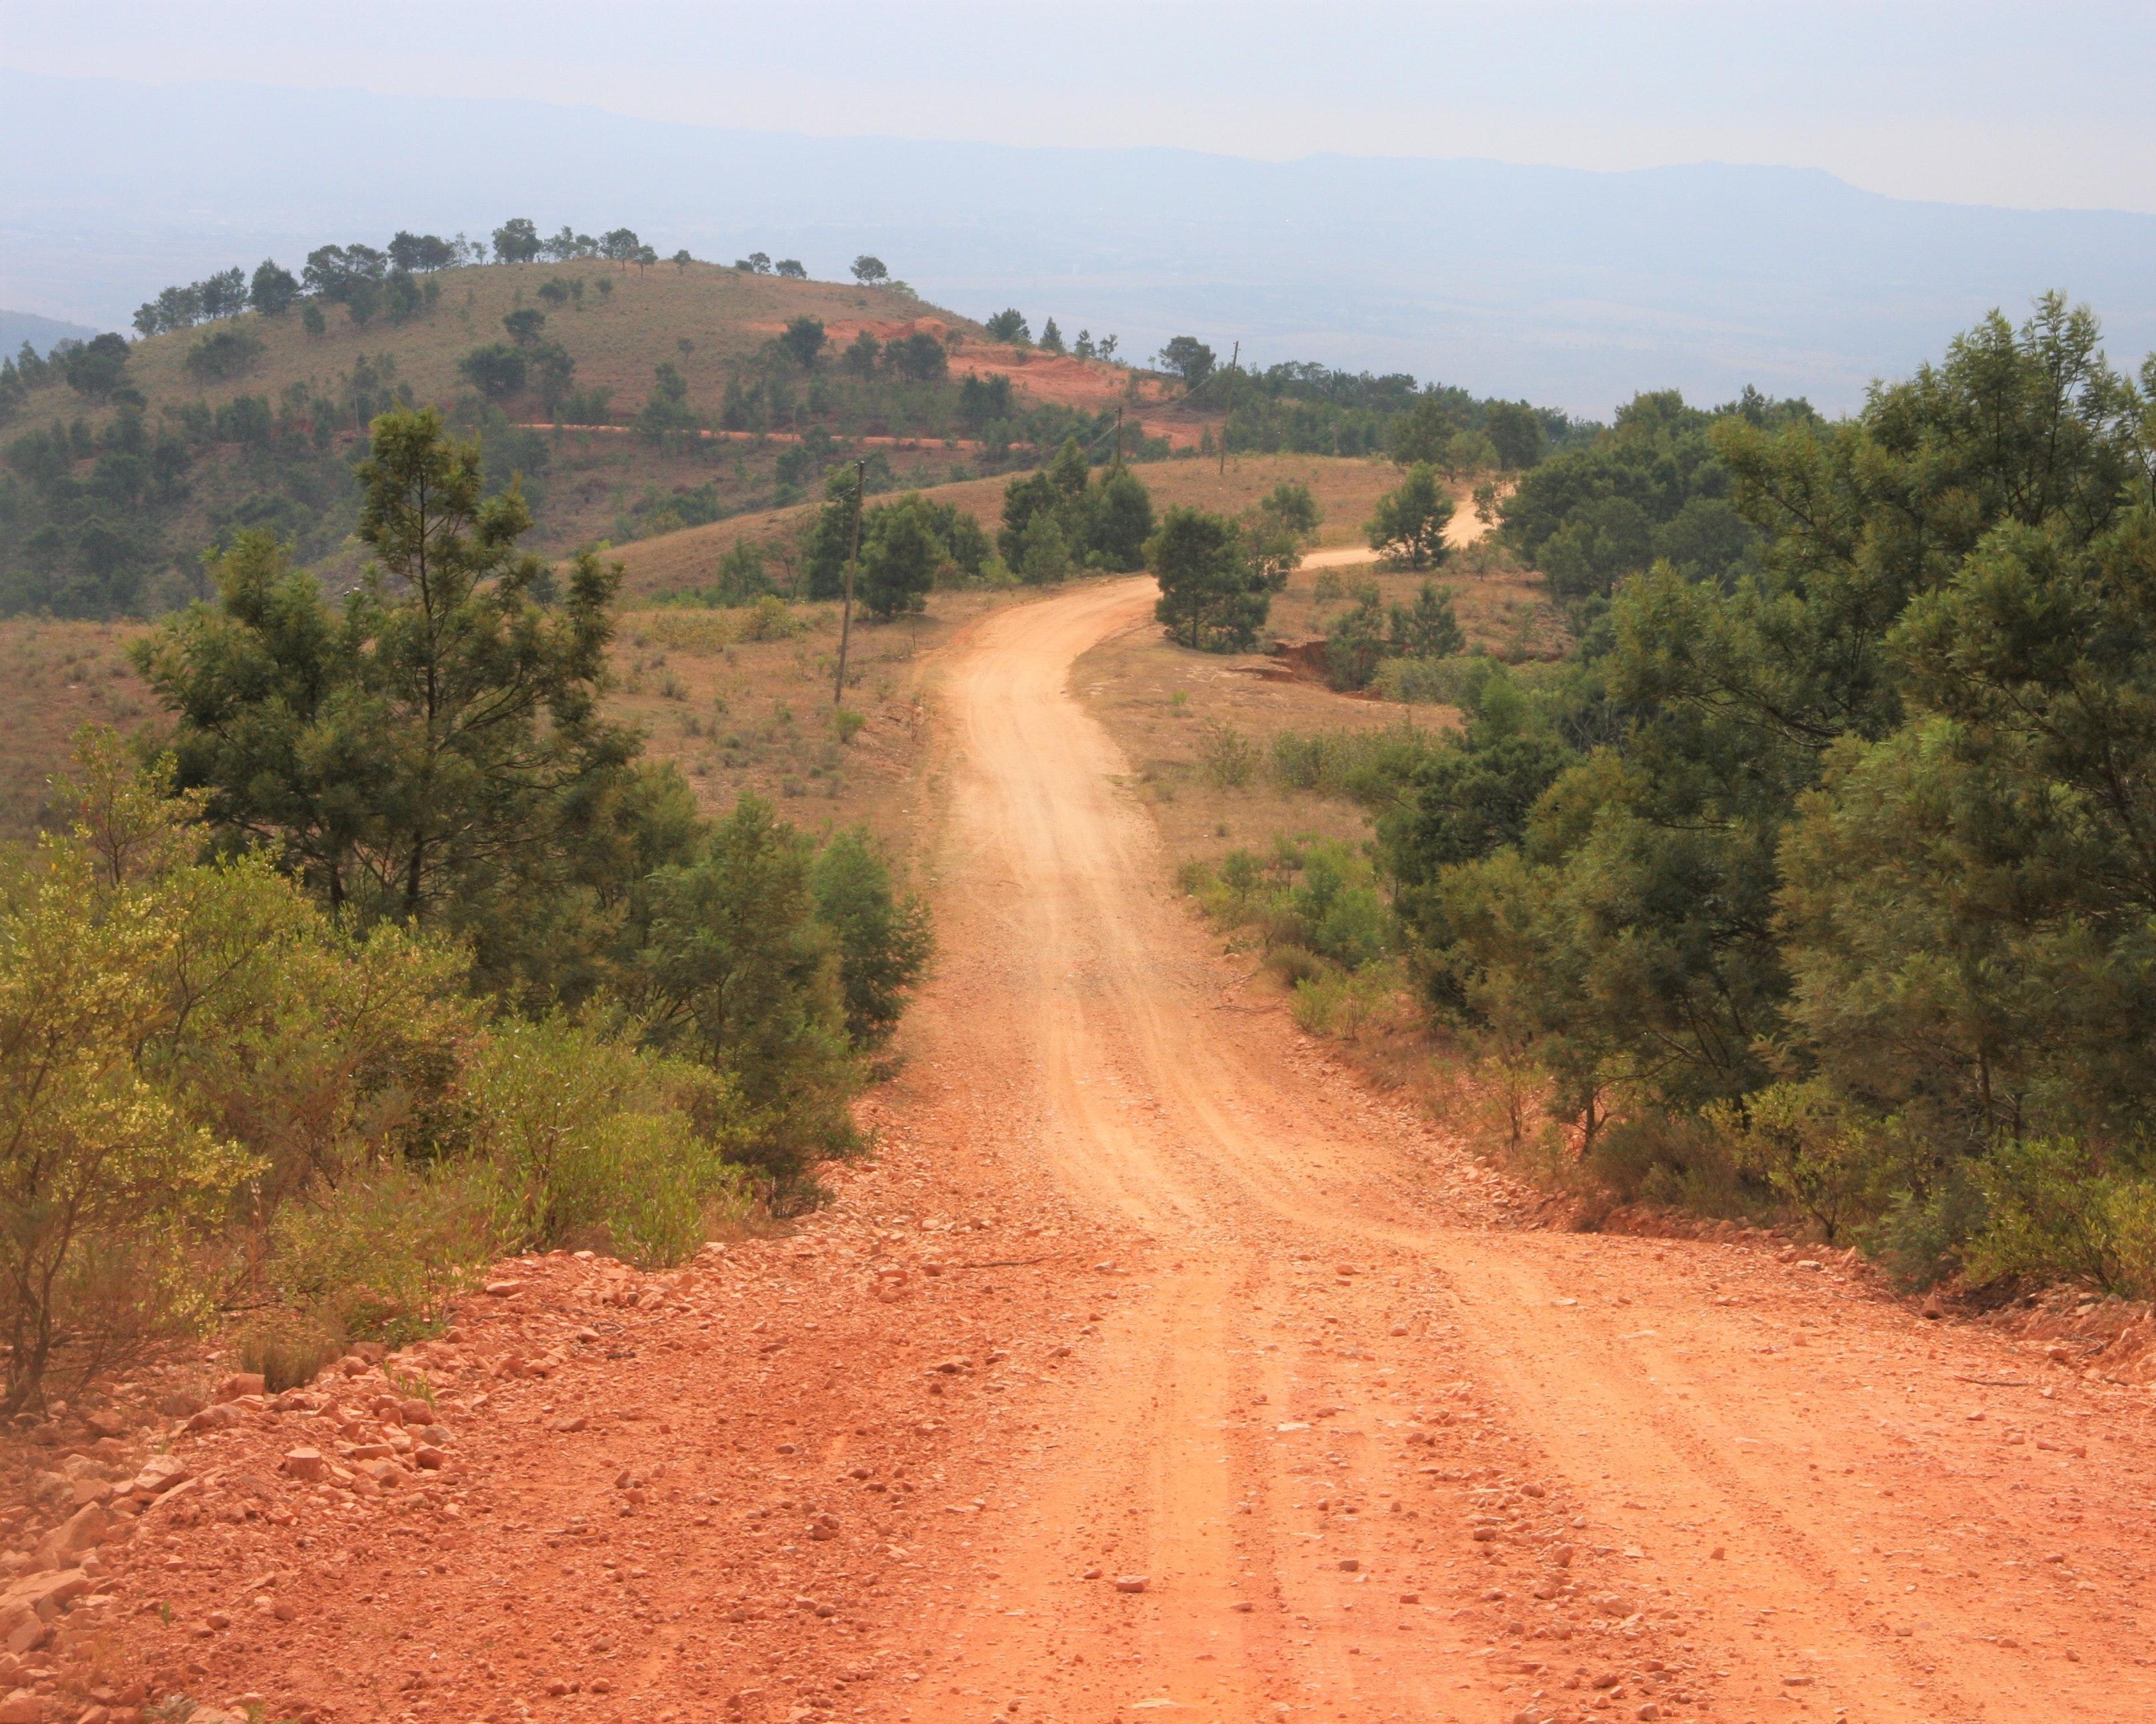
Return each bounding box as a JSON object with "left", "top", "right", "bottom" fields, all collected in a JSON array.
[
  {"left": 6, "top": 69, "right": 2155, "bottom": 415},
  {"left": 0, "top": 308, "right": 102, "bottom": 357}
]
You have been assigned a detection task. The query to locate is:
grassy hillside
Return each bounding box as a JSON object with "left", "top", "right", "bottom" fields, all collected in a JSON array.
[
  {"left": 83, "top": 264, "right": 1153, "bottom": 436},
  {"left": 0, "top": 261, "right": 1170, "bottom": 619}
]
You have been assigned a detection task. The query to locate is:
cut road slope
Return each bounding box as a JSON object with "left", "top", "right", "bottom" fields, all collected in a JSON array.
[{"left": 94, "top": 578, "right": 2156, "bottom": 1724}]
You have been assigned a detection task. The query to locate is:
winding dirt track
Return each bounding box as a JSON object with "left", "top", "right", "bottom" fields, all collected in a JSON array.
[
  {"left": 888, "top": 578, "right": 2156, "bottom": 1722},
  {"left": 96, "top": 577, "right": 2156, "bottom": 1723}
]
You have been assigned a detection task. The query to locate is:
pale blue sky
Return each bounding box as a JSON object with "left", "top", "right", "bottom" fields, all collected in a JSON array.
[{"left": 5, "top": 0, "right": 2155, "bottom": 212}]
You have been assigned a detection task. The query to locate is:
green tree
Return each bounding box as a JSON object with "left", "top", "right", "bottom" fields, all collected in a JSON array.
[
  {"left": 628, "top": 796, "right": 857, "bottom": 1207},
  {"left": 1091, "top": 469, "right": 1157, "bottom": 570},
  {"left": 492, "top": 218, "right": 542, "bottom": 265},
  {"left": 885, "top": 332, "right": 948, "bottom": 383},
  {"left": 136, "top": 411, "right": 668, "bottom": 999},
  {"left": 984, "top": 309, "right": 1029, "bottom": 344},
  {"left": 1484, "top": 400, "right": 1546, "bottom": 469},
  {"left": 502, "top": 307, "right": 547, "bottom": 346},
  {"left": 1365, "top": 462, "right": 1454, "bottom": 568},
  {"left": 63, "top": 333, "right": 131, "bottom": 401},
  {"left": 1155, "top": 337, "right": 1215, "bottom": 389},
  {"left": 781, "top": 316, "right": 826, "bottom": 367},
  {"left": 1390, "top": 396, "right": 1456, "bottom": 466},
  {"left": 842, "top": 329, "right": 881, "bottom": 377},
  {"left": 810, "top": 828, "right": 933, "bottom": 1050},
  {"left": 851, "top": 255, "right": 889, "bottom": 285},
  {"left": 1150, "top": 506, "right": 1264, "bottom": 651},
  {"left": 249, "top": 259, "right": 299, "bottom": 317},
  {"left": 860, "top": 494, "right": 943, "bottom": 619},
  {"left": 639, "top": 363, "right": 696, "bottom": 438},
  {"left": 1389, "top": 581, "right": 1465, "bottom": 658},
  {"left": 1039, "top": 317, "right": 1065, "bottom": 354},
  {"left": 459, "top": 343, "right": 528, "bottom": 399}
]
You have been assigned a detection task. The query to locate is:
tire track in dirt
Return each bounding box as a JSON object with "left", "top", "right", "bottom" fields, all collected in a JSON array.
[
  {"left": 886, "top": 576, "right": 2156, "bottom": 1723},
  {"left": 73, "top": 575, "right": 2156, "bottom": 1724}
]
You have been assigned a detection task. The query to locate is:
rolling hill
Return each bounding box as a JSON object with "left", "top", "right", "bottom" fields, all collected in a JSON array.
[
  {"left": 10, "top": 69, "right": 2156, "bottom": 414},
  {"left": 0, "top": 259, "right": 1161, "bottom": 618}
]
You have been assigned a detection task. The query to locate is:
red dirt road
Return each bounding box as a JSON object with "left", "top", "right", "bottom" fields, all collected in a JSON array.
[{"left": 87, "top": 579, "right": 2156, "bottom": 1723}]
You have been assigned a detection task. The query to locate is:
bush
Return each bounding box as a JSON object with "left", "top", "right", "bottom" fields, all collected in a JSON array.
[
  {"left": 1290, "top": 963, "right": 1397, "bottom": 1041},
  {"left": 741, "top": 593, "right": 808, "bottom": 641},
  {"left": 268, "top": 1160, "right": 512, "bottom": 1347},
  {"left": 184, "top": 327, "right": 265, "bottom": 382},
  {"left": 1199, "top": 720, "right": 1258, "bottom": 788},
  {"left": 1969, "top": 1138, "right": 2156, "bottom": 1299},
  {"left": 465, "top": 1016, "right": 750, "bottom": 1266},
  {"left": 459, "top": 343, "right": 528, "bottom": 399}
]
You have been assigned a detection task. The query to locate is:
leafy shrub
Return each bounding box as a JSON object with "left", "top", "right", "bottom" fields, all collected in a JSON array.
[
  {"left": 810, "top": 828, "right": 933, "bottom": 1050},
  {"left": 1289, "top": 963, "right": 1399, "bottom": 1041},
  {"left": 464, "top": 1014, "right": 750, "bottom": 1264},
  {"left": 268, "top": 1160, "right": 512, "bottom": 1347},
  {"left": 184, "top": 328, "right": 265, "bottom": 382},
  {"left": 741, "top": 594, "right": 809, "bottom": 641},
  {"left": 1969, "top": 1139, "right": 2156, "bottom": 1299},
  {"left": 1198, "top": 720, "right": 1258, "bottom": 789}
]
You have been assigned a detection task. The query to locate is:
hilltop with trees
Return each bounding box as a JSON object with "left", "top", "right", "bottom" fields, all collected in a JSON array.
[{"left": 0, "top": 225, "right": 1168, "bottom": 621}]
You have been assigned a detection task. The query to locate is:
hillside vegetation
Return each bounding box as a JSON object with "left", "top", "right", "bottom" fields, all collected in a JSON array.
[
  {"left": 0, "top": 409, "right": 941, "bottom": 1413},
  {"left": 1150, "top": 295, "right": 2156, "bottom": 1302},
  {"left": 0, "top": 255, "right": 1152, "bottom": 619}
]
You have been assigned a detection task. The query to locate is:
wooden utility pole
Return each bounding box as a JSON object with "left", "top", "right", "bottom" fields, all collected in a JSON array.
[
  {"left": 832, "top": 458, "right": 864, "bottom": 708},
  {"left": 1218, "top": 340, "right": 1238, "bottom": 476}
]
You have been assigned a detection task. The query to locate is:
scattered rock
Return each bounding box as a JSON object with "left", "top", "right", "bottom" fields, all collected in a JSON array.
[
  {"left": 214, "top": 1372, "right": 266, "bottom": 1403},
  {"left": 280, "top": 1449, "right": 327, "bottom": 1482},
  {"left": 33, "top": 1504, "right": 108, "bottom": 1567},
  {"left": 1114, "top": 1575, "right": 1149, "bottom": 1594}
]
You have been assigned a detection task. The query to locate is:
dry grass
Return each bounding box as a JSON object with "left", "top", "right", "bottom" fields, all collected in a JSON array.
[
  {"left": 0, "top": 589, "right": 1016, "bottom": 855},
  {"left": 0, "top": 621, "right": 155, "bottom": 840},
  {"left": 606, "top": 591, "right": 1015, "bottom": 858},
  {"left": 77, "top": 266, "right": 997, "bottom": 432},
  {"left": 1075, "top": 539, "right": 1560, "bottom": 873}
]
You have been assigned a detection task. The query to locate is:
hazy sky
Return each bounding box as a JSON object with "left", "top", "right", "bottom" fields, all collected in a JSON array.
[{"left": 6, "top": 0, "right": 2155, "bottom": 214}]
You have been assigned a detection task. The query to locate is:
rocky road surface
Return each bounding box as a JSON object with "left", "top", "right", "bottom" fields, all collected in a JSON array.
[{"left": 14, "top": 576, "right": 2156, "bottom": 1724}]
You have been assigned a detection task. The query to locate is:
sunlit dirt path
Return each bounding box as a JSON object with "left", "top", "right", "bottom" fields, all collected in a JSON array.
[
  {"left": 886, "top": 576, "right": 2156, "bottom": 1724},
  {"left": 90, "top": 577, "right": 2156, "bottom": 1724}
]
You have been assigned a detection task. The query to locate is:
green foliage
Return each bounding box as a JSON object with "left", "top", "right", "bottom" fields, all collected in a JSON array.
[
  {"left": 810, "top": 828, "right": 934, "bottom": 1051},
  {"left": 267, "top": 1160, "right": 509, "bottom": 1348},
  {"left": 184, "top": 328, "right": 265, "bottom": 382},
  {"left": 626, "top": 796, "right": 860, "bottom": 1210},
  {"left": 462, "top": 1015, "right": 749, "bottom": 1265},
  {"left": 1968, "top": 1139, "right": 2156, "bottom": 1299},
  {"left": 1155, "top": 337, "right": 1215, "bottom": 387},
  {"left": 781, "top": 317, "right": 826, "bottom": 369},
  {"left": 458, "top": 343, "right": 528, "bottom": 400},
  {"left": 859, "top": 492, "right": 944, "bottom": 619},
  {"left": 1385, "top": 294, "right": 2156, "bottom": 1289},
  {"left": 136, "top": 411, "right": 677, "bottom": 1001},
  {"left": 1149, "top": 506, "right": 1266, "bottom": 651},
  {"left": 1365, "top": 463, "right": 1453, "bottom": 568},
  {"left": 995, "top": 441, "right": 1153, "bottom": 578},
  {"left": 63, "top": 334, "right": 132, "bottom": 403},
  {"left": 984, "top": 309, "right": 1029, "bottom": 344}
]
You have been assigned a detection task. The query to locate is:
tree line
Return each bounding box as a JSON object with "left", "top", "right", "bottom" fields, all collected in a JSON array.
[
  {"left": 1236, "top": 295, "right": 2156, "bottom": 1299},
  {"left": 0, "top": 408, "right": 932, "bottom": 1410}
]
